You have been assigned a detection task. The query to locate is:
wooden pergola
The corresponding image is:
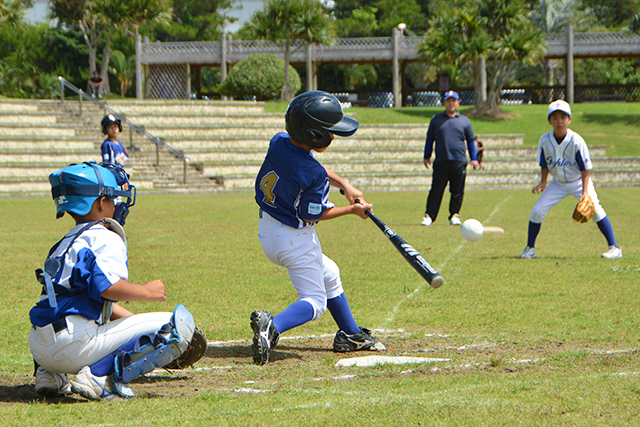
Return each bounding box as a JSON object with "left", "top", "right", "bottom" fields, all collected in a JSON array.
[{"left": 135, "top": 25, "right": 640, "bottom": 105}]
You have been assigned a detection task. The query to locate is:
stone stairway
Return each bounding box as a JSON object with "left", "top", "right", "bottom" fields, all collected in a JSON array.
[{"left": 0, "top": 98, "right": 638, "bottom": 195}]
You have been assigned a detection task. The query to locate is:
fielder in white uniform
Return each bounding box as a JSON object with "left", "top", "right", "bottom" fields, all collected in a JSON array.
[
  {"left": 250, "top": 91, "right": 387, "bottom": 365},
  {"left": 519, "top": 100, "right": 622, "bottom": 259},
  {"left": 30, "top": 162, "right": 202, "bottom": 400}
]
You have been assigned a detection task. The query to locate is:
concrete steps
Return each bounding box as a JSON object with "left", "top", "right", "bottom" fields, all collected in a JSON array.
[{"left": 0, "top": 98, "right": 638, "bottom": 194}]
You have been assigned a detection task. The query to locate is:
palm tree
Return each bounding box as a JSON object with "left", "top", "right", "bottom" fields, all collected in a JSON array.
[
  {"left": 529, "top": 0, "right": 588, "bottom": 87},
  {"left": 246, "top": 0, "right": 334, "bottom": 100},
  {"left": 420, "top": 0, "right": 546, "bottom": 114}
]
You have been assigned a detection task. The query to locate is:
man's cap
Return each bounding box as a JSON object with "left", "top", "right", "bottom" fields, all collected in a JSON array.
[
  {"left": 443, "top": 91, "right": 459, "bottom": 100},
  {"left": 548, "top": 99, "right": 571, "bottom": 118}
]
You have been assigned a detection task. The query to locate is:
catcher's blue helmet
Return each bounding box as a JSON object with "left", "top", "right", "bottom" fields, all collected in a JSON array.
[
  {"left": 285, "top": 91, "right": 359, "bottom": 149},
  {"left": 49, "top": 162, "right": 133, "bottom": 219}
]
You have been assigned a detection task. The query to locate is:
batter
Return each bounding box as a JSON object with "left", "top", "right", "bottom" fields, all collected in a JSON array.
[{"left": 251, "top": 91, "right": 387, "bottom": 365}]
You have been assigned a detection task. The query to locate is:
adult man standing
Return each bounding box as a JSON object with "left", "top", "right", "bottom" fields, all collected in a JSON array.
[{"left": 421, "top": 91, "right": 479, "bottom": 226}]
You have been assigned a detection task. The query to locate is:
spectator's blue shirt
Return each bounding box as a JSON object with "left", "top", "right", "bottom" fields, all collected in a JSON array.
[
  {"left": 424, "top": 111, "right": 477, "bottom": 163},
  {"left": 255, "top": 132, "right": 334, "bottom": 228}
]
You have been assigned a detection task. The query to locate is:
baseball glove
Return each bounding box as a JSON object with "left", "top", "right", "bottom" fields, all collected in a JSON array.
[
  {"left": 572, "top": 195, "right": 595, "bottom": 223},
  {"left": 166, "top": 327, "right": 207, "bottom": 369}
]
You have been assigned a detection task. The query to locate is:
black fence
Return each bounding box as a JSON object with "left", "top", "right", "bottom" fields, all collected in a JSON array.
[{"left": 403, "top": 84, "right": 640, "bottom": 107}]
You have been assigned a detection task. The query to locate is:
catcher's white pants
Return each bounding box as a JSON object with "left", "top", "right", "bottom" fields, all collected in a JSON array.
[
  {"left": 529, "top": 177, "right": 607, "bottom": 223},
  {"left": 258, "top": 211, "right": 344, "bottom": 320},
  {"left": 29, "top": 312, "right": 172, "bottom": 374}
]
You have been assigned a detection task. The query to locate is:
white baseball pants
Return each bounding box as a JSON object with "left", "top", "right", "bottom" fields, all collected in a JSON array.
[
  {"left": 29, "top": 312, "right": 172, "bottom": 374},
  {"left": 529, "top": 177, "right": 607, "bottom": 223},
  {"left": 258, "top": 211, "right": 344, "bottom": 320}
]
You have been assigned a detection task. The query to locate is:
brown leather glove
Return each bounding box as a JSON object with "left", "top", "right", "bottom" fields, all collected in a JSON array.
[{"left": 572, "top": 195, "right": 595, "bottom": 223}]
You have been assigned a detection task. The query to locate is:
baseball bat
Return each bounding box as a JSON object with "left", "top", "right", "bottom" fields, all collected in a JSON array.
[{"left": 347, "top": 192, "right": 444, "bottom": 288}]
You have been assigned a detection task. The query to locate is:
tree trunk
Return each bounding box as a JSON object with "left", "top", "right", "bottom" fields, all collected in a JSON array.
[
  {"left": 100, "top": 32, "right": 114, "bottom": 95},
  {"left": 281, "top": 41, "right": 294, "bottom": 100}
]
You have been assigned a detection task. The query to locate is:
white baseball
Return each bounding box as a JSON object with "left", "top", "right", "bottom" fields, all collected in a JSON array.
[{"left": 461, "top": 219, "right": 483, "bottom": 242}]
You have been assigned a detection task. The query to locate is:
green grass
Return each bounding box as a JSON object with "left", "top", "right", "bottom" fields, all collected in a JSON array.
[
  {"left": 265, "top": 101, "right": 640, "bottom": 156},
  {"left": 1, "top": 188, "right": 639, "bottom": 425}
]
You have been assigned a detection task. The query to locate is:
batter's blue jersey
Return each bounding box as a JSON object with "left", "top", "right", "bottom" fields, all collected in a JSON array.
[{"left": 255, "top": 132, "right": 334, "bottom": 228}]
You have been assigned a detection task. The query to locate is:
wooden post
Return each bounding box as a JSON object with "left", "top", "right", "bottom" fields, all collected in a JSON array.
[
  {"left": 567, "top": 24, "right": 574, "bottom": 104},
  {"left": 136, "top": 29, "right": 142, "bottom": 100},
  {"left": 306, "top": 43, "right": 314, "bottom": 92},
  {"left": 392, "top": 27, "right": 401, "bottom": 107},
  {"left": 186, "top": 63, "right": 191, "bottom": 99}
]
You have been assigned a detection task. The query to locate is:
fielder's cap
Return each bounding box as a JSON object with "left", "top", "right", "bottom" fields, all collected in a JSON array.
[
  {"left": 548, "top": 99, "right": 571, "bottom": 118},
  {"left": 444, "top": 90, "right": 459, "bottom": 100}
]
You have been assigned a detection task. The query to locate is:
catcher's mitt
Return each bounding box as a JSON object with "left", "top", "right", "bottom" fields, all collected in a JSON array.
[
  {"left": 166, "top": 327, "right": 207, "bottom": 369},
  {"left": 572, "top": 195, "right": 595, "bottom": 223}
]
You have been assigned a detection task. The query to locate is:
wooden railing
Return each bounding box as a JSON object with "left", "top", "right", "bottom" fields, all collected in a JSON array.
[{"left": 140, "top": 32, "right": 640, "bottom": 65}]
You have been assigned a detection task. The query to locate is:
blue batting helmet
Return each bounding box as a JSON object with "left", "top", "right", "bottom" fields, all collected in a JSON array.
[{"left": 49, "top": 162, "right": 133, "bottom": 219}]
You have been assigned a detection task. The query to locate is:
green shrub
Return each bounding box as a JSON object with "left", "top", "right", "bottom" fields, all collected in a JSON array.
[{"left": 220, "top": 54, "right": 301, "bottom": 100}]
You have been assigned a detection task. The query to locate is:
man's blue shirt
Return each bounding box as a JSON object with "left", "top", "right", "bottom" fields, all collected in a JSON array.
[{"left": 424, "top": 111, "right": 477, "bottom": 163}]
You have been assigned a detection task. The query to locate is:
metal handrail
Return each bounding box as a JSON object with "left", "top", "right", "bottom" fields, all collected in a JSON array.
[{"left": 58, "top": 76, "right": 190, "bottom": 184}]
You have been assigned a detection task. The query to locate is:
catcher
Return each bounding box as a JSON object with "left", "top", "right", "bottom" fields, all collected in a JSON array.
[
  {"left": 29, "top": 162, "right": 206, "bottom": 401},
  {"left": 518, "top": 100, "right": 621, "bottom": 259}
]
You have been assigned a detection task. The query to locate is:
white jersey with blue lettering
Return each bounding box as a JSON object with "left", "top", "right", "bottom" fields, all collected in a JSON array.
[
  {"left": 29, "top": 222, "right": 128, "bottom": 328},
  {"left": 537, "top": 128, "right": 592, "bottom": 183}
]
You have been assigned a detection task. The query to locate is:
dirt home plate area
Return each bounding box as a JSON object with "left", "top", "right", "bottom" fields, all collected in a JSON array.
[{"left": 1, "top": 331, "right": 632, "bottom": 402}]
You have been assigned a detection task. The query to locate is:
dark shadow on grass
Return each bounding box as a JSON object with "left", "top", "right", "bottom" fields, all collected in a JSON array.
[
  {"left": 393, "top": 107, "right": 513, "bottom": 122},
  {"left": 0, "top": 384, "right": 81, "bottom": 404},
  {"left": 205, "top": 343, "right": 331, "bottom": 364},
  {"left": 580, "top": 113, "right": 640, "bottom": 127}
]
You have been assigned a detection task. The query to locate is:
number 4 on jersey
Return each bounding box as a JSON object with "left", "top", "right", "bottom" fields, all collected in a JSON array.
[{"left": 259, "top": 171, "right": 279, "bottom": 207}]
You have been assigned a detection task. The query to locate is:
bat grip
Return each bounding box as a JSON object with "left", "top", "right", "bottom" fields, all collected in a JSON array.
[
  {"left": 353, "top": 198, "right": 372, "bottom": 217},
  {"left": 339, "top": 190, "right": 371, "bottom": 216}
]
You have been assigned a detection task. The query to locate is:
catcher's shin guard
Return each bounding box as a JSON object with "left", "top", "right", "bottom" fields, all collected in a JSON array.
[{"left": 113, "top": 305, "right": 197, "bottom": 384}]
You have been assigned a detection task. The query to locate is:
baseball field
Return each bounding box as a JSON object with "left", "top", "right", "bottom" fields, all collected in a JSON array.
[{"left": 1, "top": 103, "right": 639, "bottom": 425}]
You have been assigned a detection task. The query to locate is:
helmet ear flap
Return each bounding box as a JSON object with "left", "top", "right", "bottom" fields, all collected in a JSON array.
[{"left": 305, "top": 129, "right": 332, "bottom": 149}]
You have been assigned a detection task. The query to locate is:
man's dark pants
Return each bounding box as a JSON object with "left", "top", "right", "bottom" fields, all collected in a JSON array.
[{"left": 425, "top": 160, "right": 468, "bottom": 222}]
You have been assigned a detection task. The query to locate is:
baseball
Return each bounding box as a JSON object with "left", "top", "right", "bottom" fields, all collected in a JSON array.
[{"left": 461, "top": 219, "right": 483, "bottom": 242}]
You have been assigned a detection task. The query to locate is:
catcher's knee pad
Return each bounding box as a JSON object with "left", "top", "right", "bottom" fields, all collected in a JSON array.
[{"left": 113, "top": 305, "right": 196, "bottom": 384}]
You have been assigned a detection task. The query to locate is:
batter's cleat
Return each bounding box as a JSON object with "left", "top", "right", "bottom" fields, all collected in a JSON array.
[
  {"left": 602, "top": 245, "right": 622, "bottom": 259},
  {"left": 35, "top": 367, "right": 72, "bottom": 397},
  {"left": 421, "top": 214, "right": 433, "bottom": 226},
  {"left": 450, "top": 214, "right": 462, "bottom": 226},
  {"left": 70, "top": 366, "right": 126, "bottom": 401},
  {"left": 333, "top": 327, "right": 387, "bottom": 352},
  {"left": 518, "top": 246, "right": 536, "bottom": 259},
  {"left": 250, "top": 310, "right": 279, "bottom": 365}
]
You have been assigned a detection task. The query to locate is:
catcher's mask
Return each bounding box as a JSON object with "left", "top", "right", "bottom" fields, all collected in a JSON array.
[
  {"left": 285, "top": 91, "right": 359, "bottom": 149},
  {"left": 50, "top": 161, "right": 136, "bottom": 225},
  {"left": 101, "top": 114, "right": 122, "bottom": 134}
]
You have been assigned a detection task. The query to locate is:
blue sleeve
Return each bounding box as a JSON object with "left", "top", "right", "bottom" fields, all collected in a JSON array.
[
  {"left": 297, "top": 174, "right": 330, "bottom": 221},
  {"left": 70, "top": 248, "right": 115, "bottom": 302},
  {"left": 575, "top": 151, "right": 585, "bottom": 171},
  {"left": 466, "top": 122, "right": 477, "bottom": 161},
  {"left": 467, "top": 138, "right": 478, "bottom": 161},
  {"left": 424, "top": 136, "right": 434, "bottom": 160},
  {"left": 539, "top": 148, "right": 548, "bottom": 168}
]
